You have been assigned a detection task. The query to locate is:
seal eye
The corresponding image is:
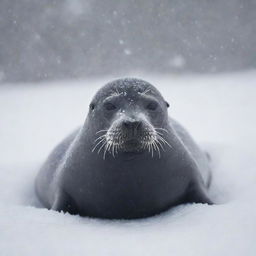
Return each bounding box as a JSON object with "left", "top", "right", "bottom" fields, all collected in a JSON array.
[
  {"left": 104, "top": 102, "right": 117, "bottom": 111},
  {"left": 146, "top": 101, "right": 158, "bottom": 111},
  {"left": 90, "top": 103, "right": 95, "bottom": 110}
]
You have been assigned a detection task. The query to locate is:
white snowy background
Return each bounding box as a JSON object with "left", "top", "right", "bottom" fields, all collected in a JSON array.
[{"left": 1, "top": 71, "right": 256, "bottom": 255}]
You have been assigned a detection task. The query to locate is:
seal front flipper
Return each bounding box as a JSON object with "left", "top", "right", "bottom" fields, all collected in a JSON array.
[
  {"left": 51, "top": 190, "right": 78, "bottom": 215},
  {"left": 185, "top": 181, "right": 213, "bottom": 205}
]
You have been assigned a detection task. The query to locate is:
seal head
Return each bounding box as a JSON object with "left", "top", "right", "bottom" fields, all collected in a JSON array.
[{"left": 89, "top": 78, "right": 170, "bottom": 158}]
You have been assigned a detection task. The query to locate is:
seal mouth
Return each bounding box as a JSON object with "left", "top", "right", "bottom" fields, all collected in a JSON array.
[
  {"left": 124, "top": 138, "right": 140, "bottom": 146},
  {"left": 92, "top": 127, "right": 171, "bottom": 159}
]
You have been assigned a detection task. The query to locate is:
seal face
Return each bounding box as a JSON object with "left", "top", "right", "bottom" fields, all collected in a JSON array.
[
  {"left": 35, "top": 78, "right": 213, "bottom": 219},
  {"left": 90, "top": 80, "right": 170, "bottom": 158}
]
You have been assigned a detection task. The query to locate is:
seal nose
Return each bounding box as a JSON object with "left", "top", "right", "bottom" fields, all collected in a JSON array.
[{"left": 122, "top": 120, "right": 142, "bottom": 132}]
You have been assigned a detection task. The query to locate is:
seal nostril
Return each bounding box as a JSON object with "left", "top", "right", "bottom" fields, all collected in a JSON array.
[{"left": 123, "top": 121, "right": 131, "bottom": 129}]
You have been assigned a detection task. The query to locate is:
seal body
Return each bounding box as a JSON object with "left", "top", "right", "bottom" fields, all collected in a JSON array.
[{"left": 35, "top": 78, "right": 212, "bottom": 219}]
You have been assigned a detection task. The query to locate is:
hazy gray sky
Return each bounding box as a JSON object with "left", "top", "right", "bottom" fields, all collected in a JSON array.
[{"left": 0, "top": 0, "right": 255, "bottom": 83}]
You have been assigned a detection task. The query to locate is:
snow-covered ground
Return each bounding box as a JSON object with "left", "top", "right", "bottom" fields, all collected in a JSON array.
[{"left": 1, "top": 72, "right": 256, "bottom": 255}]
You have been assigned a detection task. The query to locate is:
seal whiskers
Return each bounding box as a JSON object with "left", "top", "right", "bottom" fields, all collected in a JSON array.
[{"left": 92, "top": 126, "right": 172, "bottom": 159}]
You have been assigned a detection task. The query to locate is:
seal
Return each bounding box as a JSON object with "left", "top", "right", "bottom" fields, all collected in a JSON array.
[{"left": 35, "top": 78, "right": 213, "bottom": 219}]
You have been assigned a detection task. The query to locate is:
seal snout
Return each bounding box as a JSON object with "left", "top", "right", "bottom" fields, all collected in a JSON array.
[
  {"left": 92, "top": 116, "right": 171, "bottom": 158},
  {"left": 122, "top": 120, "right": 142, "bottom": 130}
]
